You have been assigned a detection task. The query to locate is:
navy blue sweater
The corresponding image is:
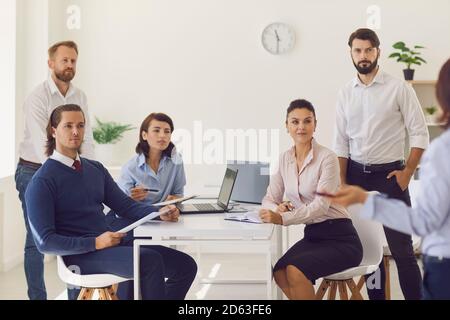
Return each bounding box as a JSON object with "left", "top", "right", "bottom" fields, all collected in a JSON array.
[{"left": 25, "top": 158, "right": 159, "bottom": 256}]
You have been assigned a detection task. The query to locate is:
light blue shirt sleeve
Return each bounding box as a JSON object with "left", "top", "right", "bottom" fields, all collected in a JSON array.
[
  {"left": 171, "top": 160, "right": 186, "bottom": 196},
  {"left": 360, "top": 130, "right": 450, "bottom": 241},
  {"left": 117, "top": 159, "right": 137, "bottom": 196}
]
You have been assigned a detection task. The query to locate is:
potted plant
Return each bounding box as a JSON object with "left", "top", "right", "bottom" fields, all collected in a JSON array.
[
  {"left": 388, "top": 41, "right": 427, "bottom": 80},
  {"left": 424, "top": 105, "right": 438, "bottom": 124},
  {"left": 93, "top": 118, "right": 135, "bottom": 165}
]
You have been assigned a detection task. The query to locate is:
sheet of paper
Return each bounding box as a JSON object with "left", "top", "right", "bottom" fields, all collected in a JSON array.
[
  {"left": 117, "top": 210, "right": 164, "bottom": 233},
  {"left": 152, "top": 195, "right": 197, "bottom": 207},
  {"left": 225, "top": 211, "right": 263, "bottom": 224}
]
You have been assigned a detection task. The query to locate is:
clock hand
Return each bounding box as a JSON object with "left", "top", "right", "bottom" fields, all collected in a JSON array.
[
  {"left": 275, "top": 30, "right": 281, "bottom": 54},
  {"left": 274, "top": 30, "right": 280, "bottom": 42}
]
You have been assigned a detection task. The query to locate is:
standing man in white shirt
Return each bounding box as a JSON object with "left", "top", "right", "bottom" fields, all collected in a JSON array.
[
  {"left": 15, "top": 41, "right": 95, "bottom": 300},
  {"left": 334, "top": 28, "right": 429, "bottom": 300}
]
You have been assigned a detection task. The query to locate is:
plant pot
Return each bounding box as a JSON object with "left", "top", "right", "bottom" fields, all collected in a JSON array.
[
  {"left": 425, "top": 114, "right": 436, "bottom": 124},
  {"left": 403, "top": 69, "right": 415, "bottom": 81},
  {"left": 95, "top": 143, "right": 118, "bottom": 166}
]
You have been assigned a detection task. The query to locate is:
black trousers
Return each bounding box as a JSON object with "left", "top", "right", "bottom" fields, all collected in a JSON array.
[{"left": 347, "top": 160, "right": 422, "bottom": 300}]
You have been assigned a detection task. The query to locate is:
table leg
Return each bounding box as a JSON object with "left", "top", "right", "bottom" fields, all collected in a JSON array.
[
  {"left": 266, "top": 249, "right": 272, "bottom": 300},
  {"left": 133, "top": 242, "right": 140, "bottom": 300}
]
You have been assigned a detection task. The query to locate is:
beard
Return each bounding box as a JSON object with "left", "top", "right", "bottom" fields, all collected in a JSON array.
[
  {"left": 353, "top": 57, "right": 378, "bottom": 75},
  {"left": 54, "top": 69, "right": 75, "bottom": 83}
]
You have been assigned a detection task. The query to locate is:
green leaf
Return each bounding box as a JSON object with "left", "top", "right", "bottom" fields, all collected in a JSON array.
[
  {"left": 414, "top": 45, "right": 425, "bottom": 49},
  {"left": 389, "top": 53, "right": 401, "bottom": 58},
  {"left": 416, "top": 57, "right": 427, "bottom": 63},
  {"left": 400, "top": 54, "right": 410, "bottom": 60},
  {"left": 393, "top": 41, "right": 406, "bottom": 50},
  {"left": 93, "top": 118, "right": 135, "bottom": 144}
]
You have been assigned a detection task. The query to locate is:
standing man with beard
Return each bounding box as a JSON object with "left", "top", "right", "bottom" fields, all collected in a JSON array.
[
  {"left": 334, "top": 28, "right": 429, "bottom": 300},
  {"left": 15, "top": 41, "right": 95, "bottom": 300}
]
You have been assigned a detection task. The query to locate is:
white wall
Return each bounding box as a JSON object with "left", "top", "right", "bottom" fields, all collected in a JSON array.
[
  {"left": 16, "top": 0, "right": 49, "bottom": 155},
  {"left": 0, "top": 177, "right": 24, "bottom": 271},
  {"left": 0, "top": 0, "right": 16, "bottom": 179},
  {"left": 0, "top": 0, "right": 18, "bottom": 271}
]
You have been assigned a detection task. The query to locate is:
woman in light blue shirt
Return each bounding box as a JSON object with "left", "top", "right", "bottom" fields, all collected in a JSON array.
[
  {"left": 118, "top": 113, "right": 186, "bottom": 205},
  {"left": 325, "top": 59, "right": 450, "bottom": 300}
]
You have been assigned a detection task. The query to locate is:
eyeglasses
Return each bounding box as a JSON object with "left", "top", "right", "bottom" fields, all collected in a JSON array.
[{"left": 351, "top": 47, "right": 377, "bottom": 55}]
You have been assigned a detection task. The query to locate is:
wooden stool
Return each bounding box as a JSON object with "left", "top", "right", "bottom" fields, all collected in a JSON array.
[
  {"left": 77, "top": 284, "right": 119, "bottom": 300},
  {"left": 316, "top": 278, "right": 365, "bottom": 300}
]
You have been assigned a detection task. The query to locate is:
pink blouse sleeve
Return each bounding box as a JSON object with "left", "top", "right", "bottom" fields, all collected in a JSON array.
[{"left": 262, "top": 155, "right": 285, "bottom": 211}]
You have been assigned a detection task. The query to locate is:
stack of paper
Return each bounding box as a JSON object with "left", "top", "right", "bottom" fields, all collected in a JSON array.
[{"left": 224, "top": 211, "right": 263, "bottom": 224}]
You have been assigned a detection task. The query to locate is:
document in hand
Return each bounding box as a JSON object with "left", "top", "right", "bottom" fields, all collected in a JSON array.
[
  {"left": 224, "top": 211, "right": 263, "bottom": 224},
  {"left": 152, "top": 195, "right": 197, "bottom": 207},
  {"left": 117, "top": 210, "right": 167, "bottom": 233}
]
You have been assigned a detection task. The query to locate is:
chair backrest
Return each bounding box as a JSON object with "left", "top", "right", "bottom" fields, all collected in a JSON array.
[
  {"left": 347, "top": 203, "right": 384, "bottom": 267},
  {"left": 57, "top": 256, "right": 83, "bottom": 286}
]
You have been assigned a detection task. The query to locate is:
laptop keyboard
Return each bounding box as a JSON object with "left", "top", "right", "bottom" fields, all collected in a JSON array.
[{"left": 193, "top": 203, "right": 219, "bottom": 211}]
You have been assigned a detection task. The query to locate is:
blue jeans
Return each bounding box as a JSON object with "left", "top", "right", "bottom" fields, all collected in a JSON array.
[
  {"left": 422, "top": 255, "right": 450, "bottom": 300},
  {"left": 15, "top": 163, "right": 47, "bottom": 300}
]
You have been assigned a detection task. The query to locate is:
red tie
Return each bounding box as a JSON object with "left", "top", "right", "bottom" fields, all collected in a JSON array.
[{"left": 73, "top": 160, "right": 82, "bottom": 172}]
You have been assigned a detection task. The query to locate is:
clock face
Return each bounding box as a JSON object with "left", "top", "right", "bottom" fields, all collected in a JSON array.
[{"left": 261, "top": 23, "right": 296, "bottom": 55}]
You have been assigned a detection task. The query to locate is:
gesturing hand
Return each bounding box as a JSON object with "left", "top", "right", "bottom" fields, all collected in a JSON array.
[{"left": 321, "top": 185, "right": 368, "bottom": 208}]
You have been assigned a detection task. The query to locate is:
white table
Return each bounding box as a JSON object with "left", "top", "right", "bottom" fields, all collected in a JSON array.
[{"left": 133, "top": 213, "right": 282, "bottom": 300}]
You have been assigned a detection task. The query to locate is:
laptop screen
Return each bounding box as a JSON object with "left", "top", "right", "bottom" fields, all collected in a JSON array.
[
  {"left": 217, "top": 168, "right": 238, "bottom": 209},
  {"left": 227, "top": 161, "right": 270, "bottom": 204}
]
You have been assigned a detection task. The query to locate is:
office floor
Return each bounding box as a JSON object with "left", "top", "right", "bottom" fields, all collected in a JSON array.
[{"left": 0, "top": 253, "right": 423, "bottom": 300}]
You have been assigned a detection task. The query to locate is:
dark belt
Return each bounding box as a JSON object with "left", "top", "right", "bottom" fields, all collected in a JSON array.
[
  {"left": 19, "top": 158, "right": 42, "bottom": 170},
  {"left": 349, "top": 159, "right": 405, "bottom": 174}
]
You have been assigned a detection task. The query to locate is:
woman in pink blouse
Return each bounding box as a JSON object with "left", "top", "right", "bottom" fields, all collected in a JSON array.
[{"left": 259, "top": 99, "right": 363, "bottom": 300}]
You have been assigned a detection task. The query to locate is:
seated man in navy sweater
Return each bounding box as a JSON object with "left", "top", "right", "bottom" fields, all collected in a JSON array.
[{"left": 25, "top": 104, "right": 197, "bottom": 300}]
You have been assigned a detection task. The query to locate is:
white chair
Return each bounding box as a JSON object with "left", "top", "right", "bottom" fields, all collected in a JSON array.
[
  {"left": 57, "top": 256, "right": 131, "bottom": 300},
  {"left": 315, "top": 203, "right": 385, "bottom": 300}
]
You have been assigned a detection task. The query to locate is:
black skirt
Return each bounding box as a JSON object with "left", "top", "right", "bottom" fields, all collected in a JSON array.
[{"left": 273, "top": 218, "right": 363, "bottom": 282}]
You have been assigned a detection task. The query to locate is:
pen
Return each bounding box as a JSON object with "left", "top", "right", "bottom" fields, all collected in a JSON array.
[
  {"left": 281, "top": 201, "right": 294, "bottom": 210},
  {"left": 133, "top": 183, "right": 159, "bottom": 193}
]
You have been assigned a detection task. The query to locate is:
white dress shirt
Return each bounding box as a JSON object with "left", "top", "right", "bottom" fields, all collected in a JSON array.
[
  {"left": 50, "top": 150, "right": 81, "bottom": 169},
  {"left": 334, "top": 69, "right": 429, "bottom": 164},
  {"left": 18, "top": 77, "right": 95, "bottom": 164}
]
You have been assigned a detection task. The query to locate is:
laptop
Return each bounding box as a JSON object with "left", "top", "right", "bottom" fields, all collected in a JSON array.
[
  {"left": 177, "top": 168, "right": 238, "bottom": 213},
  {"left": 227, "top": 161, "right": 270, "bottom": 204}
]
